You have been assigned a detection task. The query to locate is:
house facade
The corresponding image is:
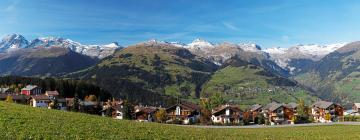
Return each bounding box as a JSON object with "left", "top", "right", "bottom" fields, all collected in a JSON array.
[
  {"left": 248, "top": 104, "right": 263, "bottom": 123},
  {"left": 311, "top": 101, "right": 344, "bottom": 123},
  {"left": 45, "top": 91, "right": 59, "bottom": 99},
  {"left": 211, "top": 105, "right": 243, "bottom": 124},
  {"left": 112, "top": 104, "right": 124, "bottom": 119},
  {"left": 166, "top": 102, "right": 200, "bottom": 124},
  {"left": 133, "top": 107, "right": 157, "bottom": 122},
  {"left": 30, "top": 95, "right": 51, "bottom": 108},
  {"left": 21, "top": 85, "right": 42, "bottom": 95},
  {"left": 262, "top": 102, "right": 285, "bottom": 125}
]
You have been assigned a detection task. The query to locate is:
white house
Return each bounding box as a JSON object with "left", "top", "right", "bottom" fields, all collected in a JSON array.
[
  {"left": 113, "top": 104, "right": 124, "bottom": 119},
  {"left": 211, "top": 105, "right": 243, "bottom": 124},
  {"left": 30, "top": 95, "right": 51, "bottom": 108}
]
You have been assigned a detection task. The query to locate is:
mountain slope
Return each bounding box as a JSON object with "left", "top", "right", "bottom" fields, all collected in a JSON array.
[
  {"left": 264, "top": 43, "right": 346, "bottom": 74},
  {"left": 0, "top": 47, "right": 97, "bottom": 76},
  {"left": 0, "top": 34, "right": 29, "bottom": 52},
  {"left": 67, "top": 41, "right": 218, "bottom": 105},
  {"left": 202, "top": 56, "right": 317, "bottom": 106},
  {"left": 294, "top": 41, "right": 360, "bottom": 105}
]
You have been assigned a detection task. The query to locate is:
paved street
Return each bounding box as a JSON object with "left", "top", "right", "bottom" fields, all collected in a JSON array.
[{"left": 177, "top": 122, "right": 360, "bottom": 129}]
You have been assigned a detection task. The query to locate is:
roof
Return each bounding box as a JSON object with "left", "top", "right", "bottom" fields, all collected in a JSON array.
[
  {"left": 12, "top": 94, "right": 31, "bottom": 100},
  {"left": 354, "top": 103, "right": 360, "bottom": 109},
  {"left": 80, "top": 101, "right": 98, "bottom": 106},
  {"left": 312, "top": 101, "right": 334, "bottom": 109},
  {"left": 263, "top": 102, "right": 283, "bottom": 112},
  {"left": 166, "top": 101, "right": 200, "bottom": 112},
  {"left": 212, "top": 105, "right": 242, "bottom": 115},
  {"left": 31, "top": 95, "right": 51, "bottom": 101},
  {"left": 249, "top": 104, "right": 262, "bottom": 111},
  {"left": 134, "top": 107, "right": 157, "bottom": 114},
  {"left": 45, "top": 91, "right": 59, "bottom": 96},
  {"left": 22, "top": 85, "right": 40, "bottom": 91},
  {"left": 285, "top": 102, "right": 299, "bottom": 109},
  {"left": 57, "top": 98, "right": 66, "bottom": 102}
]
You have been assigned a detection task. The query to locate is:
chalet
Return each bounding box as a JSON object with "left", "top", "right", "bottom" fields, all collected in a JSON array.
[
  {"left": 21, "top": 85, "right": 42, "bottom": 95},
  {"left": 45, "top": 91, "right": 59, "bottom": 99},
  {"left": 112, "top": 104, "right": 124, "bottom": 119},
  {"left": 30, "top": 95, "right": 52, "bottom": 108},
  {"left": 56, "top": 98, "right": 67, "bottom": 110},
  {"left": 284, "top": 102, "right": 298, "bottom": 124},
  {"left": 79, "top": 101, "right": 100, "bottom": 114},
  {"left": 211, "top": 105, "right": 243, "bottom": 124},
  {"left": 248, "top": 104, "right": 263, "bottom": 123},
  {"left": 166, "top": 102, "right": 200, "bottom": 124},
  {"left": 262, "top": 102, "right": 285, "bottom": 125},
  {"left": 311, "top": 101, "right": 344, "bottom": 123},
  {"left": 352, "top": 103, "right": 360, "bottom": 113},
  {"left": 133, "top": 106, "right": 157, "bottom": 122}
]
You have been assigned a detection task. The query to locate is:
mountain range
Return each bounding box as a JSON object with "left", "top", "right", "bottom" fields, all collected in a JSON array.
[{"left": 0, "top": 33, "right": 356, "bottom": 107}]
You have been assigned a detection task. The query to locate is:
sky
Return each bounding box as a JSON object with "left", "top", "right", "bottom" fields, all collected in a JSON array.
[{"left": 0, "top": 0, "right": 360, "bottom": 48}]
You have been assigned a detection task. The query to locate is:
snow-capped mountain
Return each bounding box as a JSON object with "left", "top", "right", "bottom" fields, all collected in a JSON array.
[
  {"left": 0, "top": 34, "right": 29, "bottom": 52},
  {"left": 264, "top": 43, "right": 347, "bottom": 74},
  {"left": 0, "top": 34, "right": 122, "bottom": 58},
  {"left": 186, "top": 39, "right": 214, "bottom": 50}
]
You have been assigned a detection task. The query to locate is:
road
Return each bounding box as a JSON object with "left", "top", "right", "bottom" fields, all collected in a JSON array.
[{"left": 177, "top": 122, "right": 360, "bottom": 129}]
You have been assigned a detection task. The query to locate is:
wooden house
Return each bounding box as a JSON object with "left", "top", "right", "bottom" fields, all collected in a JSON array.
[
  {"left": 311, "top": 101, "right": 344, "bottom": 123},
  {"left": 133, "top": 106, "right": 158, "bottom": 122},
  {"left": 165, "top": 102, "right": 200, "bottom": 124},
  {"left": 248, "top": 104, "right": 263, "bottom": 123},
  {"left": 262, "top": 102, "right": 285, "bottom": 125},
  {"left": 29, "top": 95, "right": 51, "bottom": 108},
  {"left": 211, "top": 105, "right": 243, "bottom": 124},
  {"left": 45, "top": 91, "right": 59, "bottom": 99}
]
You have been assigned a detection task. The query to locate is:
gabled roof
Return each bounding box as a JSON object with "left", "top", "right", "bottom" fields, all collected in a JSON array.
[
  {"left": 285, "top": 102, "right": 298, "bottom": 109},
  {"left": 166, "top": 101, "right": 200, "bottom": 112},
  {"left": 45, "top": 91, "right": 59, "bottom": 96},
  {"left": 31, "top": 95, "right": 51, "bottom": 101},
  {"left": 212, "top": 105, "right": 242, "bottom": 115},
  {"left": 134, "top": 107, "right": 157, "bottom": 115},
  {"left": 22, "top": 85, "right": 40, "bottom": 91},
  {"left": 312, "top": 101, "right": 334, "bottom": 109},
  {"left": 263, "top": 102, "right": 283, "bottom": 112},
  {"left": 249, "top": 104, "right": 262, "bottom": 112},
  {"left": 12, "top": 94, "right": 30, "bottom": 100},
  {"left": 354, "top": 103, "right": 360, "bottom": 109}
]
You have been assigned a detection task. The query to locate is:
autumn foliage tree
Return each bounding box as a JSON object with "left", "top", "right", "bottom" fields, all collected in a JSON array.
[
  {"left": 155, "top": 108, "right": 167, "bottom": 123},
  {"left": 199, "top": 98, "right": 212, "bottom": 124},
  {"left": 5, "top": 95, "right": 13, "bottom": 103}
]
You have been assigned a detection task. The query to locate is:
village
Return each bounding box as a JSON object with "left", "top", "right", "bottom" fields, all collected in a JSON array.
[{"left": 0, "top": 85, "right": 357, "bottom": 126}]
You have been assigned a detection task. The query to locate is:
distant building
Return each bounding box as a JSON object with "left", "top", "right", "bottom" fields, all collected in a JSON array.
[
  {"left": 45, "top": 91, "right": 59, "bottom": 99},
  {"left": 262, "top": 102, "right": 285, "bottom": 125},
  {"left": 352, "top": 103, "right": 360, "bottom": 113},
  {"left": 0, "top": 88, "right": 11, "bottom": 94},
  {"left": 21, "top": 85, "right": 42, "bottom": 95},
  {"left": 248, "top": 104, "right": 263, "bottom": 123},
  {"left": 165, "top": 102, "right": 200, "bottom": 124},
  {"left": 30, "top": 95, "right": 51, "bottom": 108},
  {"left": 211, "top": 104, "right": 243, "bottom": 124},
  {"left": 133, "top": 106, "right": 158, "bottom": 122},
  {"left": 311, "top": 101, "right": 343, "bottom": 123}
]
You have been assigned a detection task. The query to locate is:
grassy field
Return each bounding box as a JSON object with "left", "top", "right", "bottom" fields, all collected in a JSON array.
[{"left": 1, "top": 102, "right": 360, "bottom": 140}]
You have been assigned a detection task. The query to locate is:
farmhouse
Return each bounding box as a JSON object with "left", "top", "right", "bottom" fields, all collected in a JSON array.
[
  {"left": 30, "top": 95, "right": 52, "bottom": 108},
  {"left": 112, "top": 104, "right": 125, "bottom": 119},
  {"left": 284, "top": 102, "right": 298, "bottom": 123},
  {"left": 21, "top": 85, "right": 42, "bottom": 95},
  {"left": 262, "top": 102, "right": 285, "bottom": 125},
  {"left": 311, "top": 101, "right": 344, "bottom": 123},
  {"left": 79, "top": 101, "right": 100, "bottom": 114},
  {"left": 166, "top": 102, "right": 200, "bottom": 124},
  {"left": 211, "top": 104, "right": 243, "bottom": 124},
  {"left": 248, "top": 104, "right": 263, "bottom": 123},
  {"left": 352, "top": 103, "right": 360, "bottom": 113},
  {"left": 133, "top": 106, "right": 157, "bottom": 122}
]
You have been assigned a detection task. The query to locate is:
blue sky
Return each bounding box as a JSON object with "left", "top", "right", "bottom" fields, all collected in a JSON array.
[{"left": 0, "top": 0, "right": 360, "bottom": 48}]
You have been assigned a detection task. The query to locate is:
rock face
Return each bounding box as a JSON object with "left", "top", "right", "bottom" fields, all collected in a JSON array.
[
  {"left": 0, "top": 34, "right": 29, "bottom": 52},
  {"left": 264, "top": 43, "right": 346, "bottom": 74}
]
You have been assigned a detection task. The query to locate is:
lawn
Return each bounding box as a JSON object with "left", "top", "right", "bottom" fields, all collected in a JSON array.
[{"left": 1, "top": 102, "right": 360, "bottom": 140}]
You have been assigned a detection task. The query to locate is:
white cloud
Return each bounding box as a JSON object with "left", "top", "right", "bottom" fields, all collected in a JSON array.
[{"left": 222, "top": 22, "right": 240, "bottom": 31}]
